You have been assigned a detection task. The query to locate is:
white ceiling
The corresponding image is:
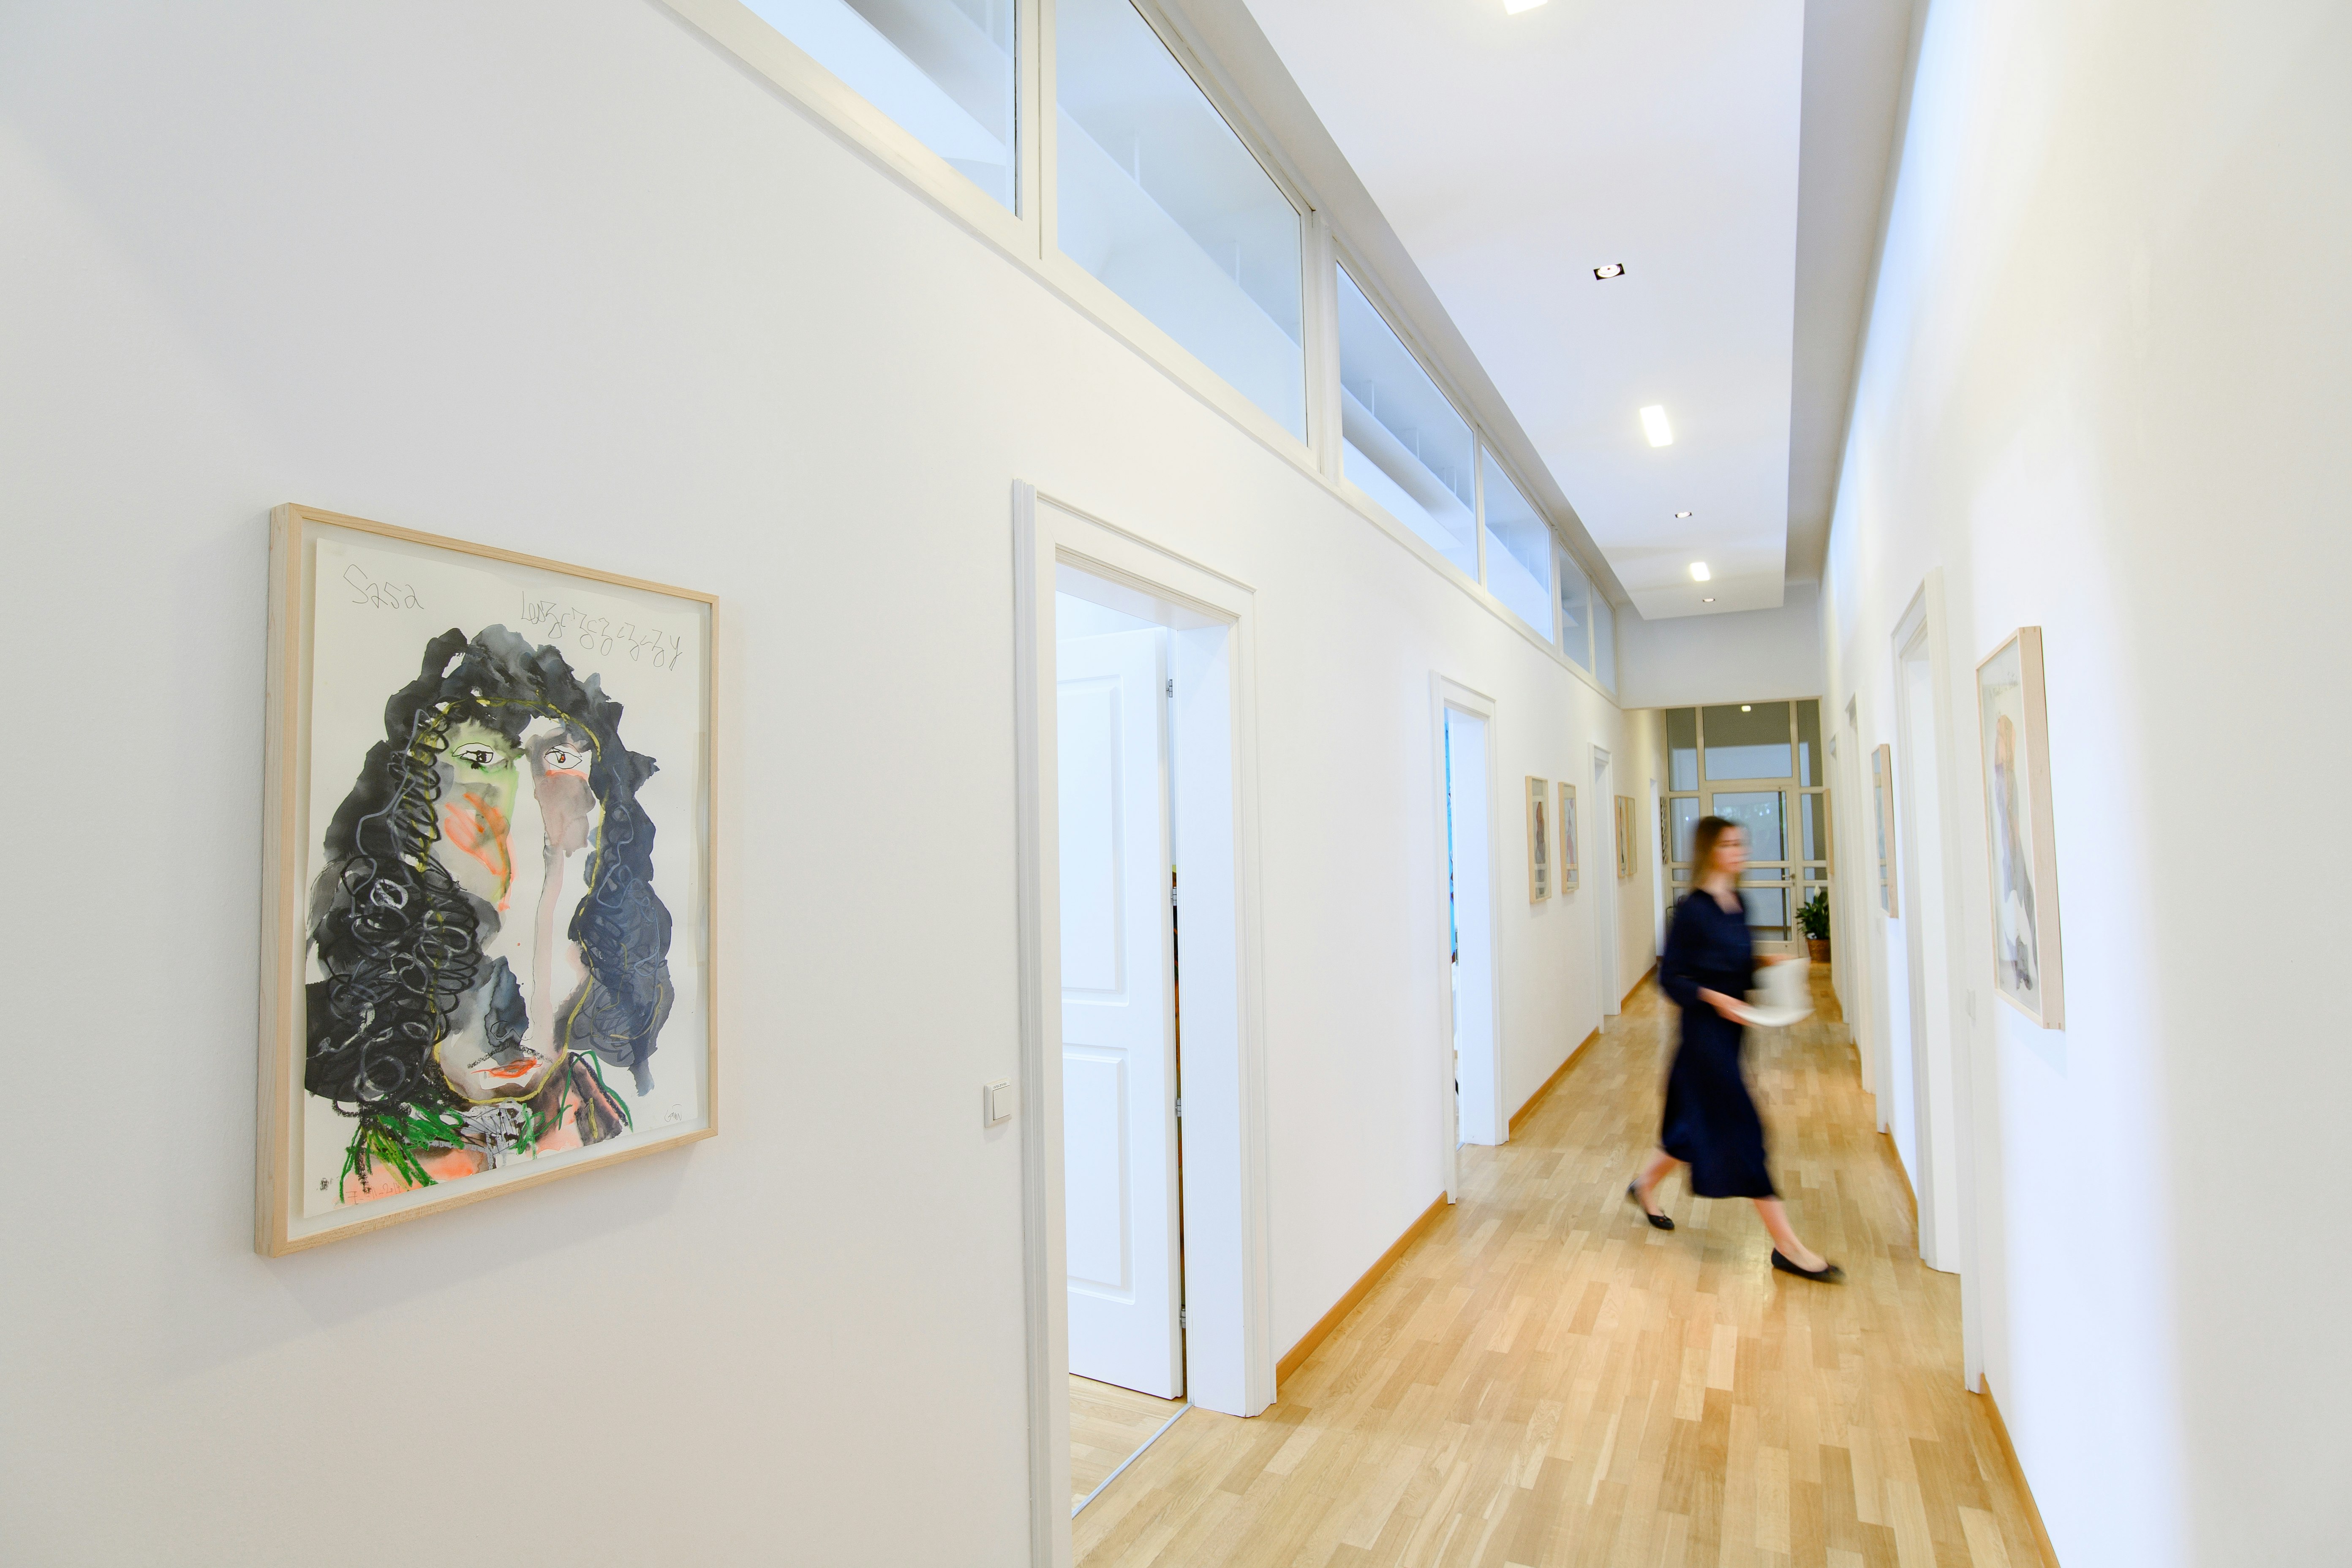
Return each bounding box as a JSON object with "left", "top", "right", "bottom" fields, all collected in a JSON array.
[{"left": 1241, "top": 0, "right": 1819, "bottom": 620}]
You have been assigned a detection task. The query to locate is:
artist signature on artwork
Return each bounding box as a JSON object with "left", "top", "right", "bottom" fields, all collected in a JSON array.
[
  {"left": 517, "top": 594, "right": 686, "bottom": 671},
  {"left": 344, "top": 564, "right": 423, "bottom": 610}
]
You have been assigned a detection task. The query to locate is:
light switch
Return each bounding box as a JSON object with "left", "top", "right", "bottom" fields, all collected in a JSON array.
[{"left": 983, "top": 1078, "right": 1015, "bottom": 1126}]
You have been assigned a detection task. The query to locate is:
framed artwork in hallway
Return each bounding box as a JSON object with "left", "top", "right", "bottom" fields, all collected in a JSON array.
[
  {"left": 255, "top": 505, "right": 719, "bottom": 1255},
  {"left": 1614, "top": 795, "right": 1637, "bottom": 879},
  {"left": 1977, "top": 627, "right": 2065, "bottom": 1027},
  {"left": 1557, "top": 781, "right": 1579, "bottom": 891},
  {"left": 1873, "top": 743, "right": 1899, "bottom": 916},
  {"left": 1526, "top": 776, "right": 1552, "bottom": 900}
]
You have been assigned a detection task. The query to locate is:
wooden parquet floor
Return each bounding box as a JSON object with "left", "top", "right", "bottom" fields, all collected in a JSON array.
[
  {"left": 1074, "top": 974, "right": 2050, "bottom": 1567},
  {"left": 1073, "top": 1376, "right": 1190, "bottom": 1512}
]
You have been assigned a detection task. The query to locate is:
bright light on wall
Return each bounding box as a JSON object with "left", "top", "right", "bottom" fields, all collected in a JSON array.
[
  {"left": 1640, "top": 405, "right": 1674, "bottom": 447},
  {"left": 1689, "top": 561, "right": 1711, "bottom": 581}
]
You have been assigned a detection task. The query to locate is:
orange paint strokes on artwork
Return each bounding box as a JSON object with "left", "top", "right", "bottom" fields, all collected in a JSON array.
[
  {"left": 342, "top": 1146, "right": 487, "bottom": 1206},
  {"left": 441, "top": 791, "right": 513, "bottom": 891},
  {"left": 535, "top": 1116, "right": 585, "bottom": 1156}
]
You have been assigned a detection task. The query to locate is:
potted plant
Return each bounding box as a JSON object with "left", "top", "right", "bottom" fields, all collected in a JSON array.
[{"left": 1798, "top": 890, "right": 1831, "bottom": 963}]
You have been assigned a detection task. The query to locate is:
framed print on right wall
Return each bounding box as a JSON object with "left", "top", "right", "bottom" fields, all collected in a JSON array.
[
  {"left": 1872, "top": 743, "right": 1898, "bottom": 916},
  {"left": 1977, "top": 627, "right": 2065, "bottom": 1026}
]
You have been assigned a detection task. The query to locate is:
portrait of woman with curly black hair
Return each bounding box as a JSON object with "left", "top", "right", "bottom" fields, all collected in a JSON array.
[{"left": 305, "top": 622, "right": 675, "bottom": 1205}]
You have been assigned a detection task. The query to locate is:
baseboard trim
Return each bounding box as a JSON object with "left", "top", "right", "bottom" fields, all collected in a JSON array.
[
  {"left": 1622, "top": 962, "right": 1657, "bottom": 1007},
  {"left": 1274, "top": 1194, "right": 1448, "bottom": 1389},
  {"left": 1979, "top": 1375, "right": 2061, "bottom": 1565},
  {"left": 1508, "top": 1027, "right": 1599, "bottom": 1137},
  {"left": 1504, "top": 969, "right": 1656, "bottom": 1140},
  {"left": 1880, "top": 1128, "right": 1919, "bottom": 1237}
]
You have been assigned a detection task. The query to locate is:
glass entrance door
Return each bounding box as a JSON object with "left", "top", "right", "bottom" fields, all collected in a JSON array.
[{"left": 1661, "top": 700, "right": 1831, "bottom": 954}]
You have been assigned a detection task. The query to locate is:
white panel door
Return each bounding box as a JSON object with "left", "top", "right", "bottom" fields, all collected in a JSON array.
[{"left": 1057, "top": 628, "right": 1181, "bottom": 1398}]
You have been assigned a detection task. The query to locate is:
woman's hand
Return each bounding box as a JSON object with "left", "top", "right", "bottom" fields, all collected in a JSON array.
[{"left": 1698, "top": 988, "right": 1756, "bottom": 1025}]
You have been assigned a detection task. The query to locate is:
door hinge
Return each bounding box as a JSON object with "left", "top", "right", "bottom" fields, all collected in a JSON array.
[
  {"left": 1179, "top": 1308, "right": 1187, "bottom": 1329},
  {"left": 1173, "top": 1097, "right": 1184, "bottom": 1119},
  {"left": 1166, "top": 678, "right": 1174, "bottom": 696}
]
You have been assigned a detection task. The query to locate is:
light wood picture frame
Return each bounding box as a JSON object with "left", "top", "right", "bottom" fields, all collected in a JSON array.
[
  {"left": 258, "top": 505, "right": 719, "bottom": 1255},
  {"left": 1614, "top": 795, "right": 1638, "bottom": 879},
  {"left": 1872, "top": 742, "right": 1898, "bottom": 917},
  {"left": 1557, "top": 781, "right": 1579, "bottom": 891},
  {"left": 1977, "top": 627, "right": 2065, "bottom": 1027},
  {"left": 1527, "top": 776, "right": 1552, "bottom": 901}
]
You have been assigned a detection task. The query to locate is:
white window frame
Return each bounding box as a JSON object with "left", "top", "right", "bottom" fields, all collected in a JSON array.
[{"left": 659, "top": 0, "right": 1624, "bottom": 702}]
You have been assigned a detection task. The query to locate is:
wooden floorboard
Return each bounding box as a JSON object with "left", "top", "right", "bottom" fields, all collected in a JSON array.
[
  {"left": 1076, "top": 973, "right": 2053, "bottom": 1567},
  {"left": 1072, "top": 1376, "right": 1188, "bottom": 1514}
]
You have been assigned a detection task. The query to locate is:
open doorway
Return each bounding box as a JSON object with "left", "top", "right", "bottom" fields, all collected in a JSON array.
[
  {"left": 1432, "top": 679, "right": 1500, "bottom": 1175},
  {"left": 1593, "top": 746, "right": 1620, "bottom": 1015},
  {"left": 1894, "top": 592, "right": 1963, "bottom": 1274},
  {"left": 1053, "top": 586, "right": 1187, "bottom": 1511},
  {"left": 1015, "top": 487, "right": 1274, "bottom": 1557}
]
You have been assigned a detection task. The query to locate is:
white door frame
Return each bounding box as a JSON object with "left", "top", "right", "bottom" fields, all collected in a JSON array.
[
  {"left": 1013, "top": 483, "right": 1275, "bottom": 1568},
  {"left": 1430, "top": 676, "right": 1503, "bottom": 1189},
  {"left": 1890, "top": 572, "right": 1984, "bottom": 1383},
  {"left": 1647, "top": 772, "right": 1666, "bottom": 962},
  {"left": 1592, "top": 744, "right": 1619, "bottom": 1016}
]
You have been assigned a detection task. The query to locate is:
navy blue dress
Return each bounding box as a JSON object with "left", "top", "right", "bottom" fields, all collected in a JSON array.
[{"left": 1657, "top": 890, "right": 1776, "bottom": 1200}]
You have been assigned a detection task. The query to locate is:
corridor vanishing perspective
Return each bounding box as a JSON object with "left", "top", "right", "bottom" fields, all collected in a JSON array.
[{"left": 1075, "top": 978, "right": 2047, "bottom": 1567}]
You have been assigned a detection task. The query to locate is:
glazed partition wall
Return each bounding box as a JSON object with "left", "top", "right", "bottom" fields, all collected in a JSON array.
[
  {"left": 666, "top": 0, "right": 1617, "bottom": 694},
  {"left": 1660, "top": 700, "right": 1830, "bottom": 948}
]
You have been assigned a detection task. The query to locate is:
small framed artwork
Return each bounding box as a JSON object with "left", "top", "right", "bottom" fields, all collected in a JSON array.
[
  {"left": 1873, "top": 743, "right": 1899, "bottom": 916},
  {"left": 1557, "top": 781, "right": 1579, "bottom": 891},
  {"left": 1527, "top": 776, "right": 1552, "bottom": 900},
  {"left": 1614, "top": 795, "right": 1638, "bottom": 879},
  {"left": 1977, "top": 627, "right": 2065, "bottom": 1026},
  {"left": 257, "top": 505, "right": 719, "bottom": 1255}
]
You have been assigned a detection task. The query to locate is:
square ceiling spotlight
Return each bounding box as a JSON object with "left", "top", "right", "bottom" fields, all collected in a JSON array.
[
  {"left": 1689, "top": 562, "right": 1711, "bottom": 582},
  {"left": 1641, "top": 405, "right": 1674, "bottom": 447},
  {"left": 1505, "top": 0, "right": 1549, "bottom": 12},
  {"left": 1593, "top": 262, "right": 1625, "bottom": 279}
]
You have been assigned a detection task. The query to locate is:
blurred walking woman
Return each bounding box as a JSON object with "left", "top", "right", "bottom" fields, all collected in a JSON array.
[{"left": 1628, "top": 816, "right": 1842, "bottom": 1282}]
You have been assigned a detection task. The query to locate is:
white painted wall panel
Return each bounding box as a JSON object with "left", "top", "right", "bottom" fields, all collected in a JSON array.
[{"left": 1817, "top": 2, "right": 2352, "bottom": 1560}]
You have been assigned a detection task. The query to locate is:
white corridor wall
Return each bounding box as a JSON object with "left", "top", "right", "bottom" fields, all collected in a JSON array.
[
  {"left": 1817, "top": 1, "right": 2352, "bottom": 1562},
  {"left": 0, "top": 3, "right": 1635, "bottom": 1562}
]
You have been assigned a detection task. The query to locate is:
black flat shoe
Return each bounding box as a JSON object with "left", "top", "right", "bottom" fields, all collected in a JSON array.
[
  {"left": 1627, "top": 1183, "right": 1674, "bottom": 1230},
  {"left": 1770, "top": 1250, "right": 1844, "bottom": 1283}
]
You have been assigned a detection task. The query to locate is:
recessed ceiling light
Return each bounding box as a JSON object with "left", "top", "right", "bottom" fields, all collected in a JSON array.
[
  {"left": 1641, "top": 406, "right": 1674, "bottom": 447},
  {"left": 1703, "top": 596, "right": 1715, "bottom": 603},
  {"left": 1505, "top": 0, "right": 1548, "bottom": 11},
  {"left": 1741, "top": 705, "right": 1752, "bottom": 712},
  {"left": 1593, "top": 262, "right": 1625, "bottom": 280},
  {"left": 1674, "top": 509, "right": 1692, "bottom": 518},
  {"left": 1689, "top": 561, "right": 1710, "bottom": 582}
]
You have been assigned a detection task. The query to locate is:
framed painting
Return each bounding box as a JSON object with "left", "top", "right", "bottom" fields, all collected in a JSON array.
[
  {"left": 1977, "top": 628, "right": 2065, "bottom": 1026},
  {"left": 1872, "top": 743, "right": 1898, "bottom": 917},
  {"left": 1614, "top": 795, "right": 1637, "bottom": 879},
  {"left": 1527, "top": 776, "right": 1552, "bottom": 901},
  {"left": 1557, "top": 781, "right": 1579, "bottom": 891},
  {"left": 257, "top": 505, "right": 719, "bottom": 1255}
]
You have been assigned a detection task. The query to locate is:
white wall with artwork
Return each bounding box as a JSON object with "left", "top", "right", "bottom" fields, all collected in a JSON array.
[
  {"left": 0, "top": 5, "right": 1637, "bottom": 1562},
  {"left": 1815, "top": 0, "right": 2352, "bottom": 1560}
]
